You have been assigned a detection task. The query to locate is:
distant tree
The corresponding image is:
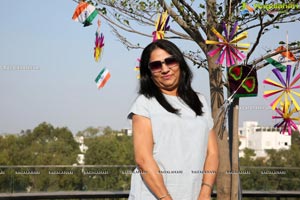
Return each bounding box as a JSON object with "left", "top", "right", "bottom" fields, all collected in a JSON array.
[
  {"left": 291, "top": 131, "right": 300, "bottom": 147},
  {"left": 240, "top": 144, "right": 300, "bottom": 191},
  {"left": 76, "top": 126, "right": 100, "bottom": 137},
  {"left": 84, "top": 134, "right": 134, "bottom": 190},
  {"left": 0, "top": 122, "right": 82, "bottom": 192},
  {"left": 103, "top": 126, "right": 114, "bottom": 136}
]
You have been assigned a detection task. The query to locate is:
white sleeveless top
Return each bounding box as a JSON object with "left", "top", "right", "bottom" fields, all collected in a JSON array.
[{"left": 127, "top": 93, "right": 213, "bottom": 200}]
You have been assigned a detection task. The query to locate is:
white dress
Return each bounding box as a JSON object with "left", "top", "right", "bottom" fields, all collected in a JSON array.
[{"left": 127, "top": 93, "right": 213, "bottom": 200}]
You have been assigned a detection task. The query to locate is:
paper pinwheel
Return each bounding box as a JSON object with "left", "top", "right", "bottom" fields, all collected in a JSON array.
[
  {"left": 94, "top": 20, "right": 104, "bottom": 62},
  {"left": 152, "top": 11, "right": 170, "bottom": 41},
  {"left": 134, "top": 58, "right": 141, "bottom": 79},
  {"left": 263, "top": 65, "right": 300, "bottom": 110},
  {"left": 272, "top": 101, "right": 300, "bottom": 135},
  {"left": 206, "top": 22, "right": 250, "bottom": 67}
]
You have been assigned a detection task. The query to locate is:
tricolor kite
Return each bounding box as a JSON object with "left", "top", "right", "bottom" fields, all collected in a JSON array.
[
  {"left": 72, "top": 2, "right": 98, "bottom": 27},
  {"left": 95, "top": 68, "right": 111, "bottom": 89},
  {"left": 206, "top": 22, "right": 250, "bottom": 67},
  {"left": 265, "top": 46, "right": 297, "bottom": 72}
]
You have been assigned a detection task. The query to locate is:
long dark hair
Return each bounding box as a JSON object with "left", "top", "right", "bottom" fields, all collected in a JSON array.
[{"left": 139, "top": 39, "right": 203, "bottom": 116}]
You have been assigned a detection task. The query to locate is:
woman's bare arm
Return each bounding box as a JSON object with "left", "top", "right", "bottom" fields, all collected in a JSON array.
[
  {"left": 198, "top": 129, "right": 219, "bottom": 200},
  {"left": 132, "top": 114, "right": 172, "bottom": 200}
]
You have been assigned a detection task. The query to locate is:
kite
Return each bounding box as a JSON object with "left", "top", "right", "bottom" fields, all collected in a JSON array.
[
  {"left": 206, "top": 22, "right": 250, "bottom": 67},
  {"left": 272, "top": 101, "right": 300, "bottom": 135},
  {"left": 265, "top": 46, "right": 297, "bottom": 72},
  {"left": 94, "top": 19, "right": 104, "bottom": 62},
  {"left": 228, "top": 65, "right": 258, "bottom": 98},
  {"left": 152, "top": 11, "right": 170, "bottom": 41},
  {"left": 263, "top": 65, "right": 300, "bottom": 110},
  {"left": 95, "top": 68, "right": 111, "bottom": 89},
  {"left": 72, "top": 1, "right": 98, "bottom": 27}
]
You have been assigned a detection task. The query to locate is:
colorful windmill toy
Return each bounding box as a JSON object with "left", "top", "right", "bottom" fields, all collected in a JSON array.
[
  {"left": 272, "top": 101, "right": 300, "bottom": 135},
  {"left": 152, "top": 11, "right": 170, "bottom": 41},
  {"left": 206, "top": 21, "right": 250, "bottom": 67},
  {"left": 263, "top": 65, "right": 300, "bottom": 111}
]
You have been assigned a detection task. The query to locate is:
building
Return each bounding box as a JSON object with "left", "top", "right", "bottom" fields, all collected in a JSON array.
[
  {"left": 239, "top": 121, "right": 292, "bottom": 158},
  {"left": 74, "top": 136, "right": 88, "bottom": 165}
]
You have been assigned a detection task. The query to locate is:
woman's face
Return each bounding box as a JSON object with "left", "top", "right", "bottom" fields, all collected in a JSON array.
[{"left": 148, "top": 48, "right": 180, "bottom": 96}]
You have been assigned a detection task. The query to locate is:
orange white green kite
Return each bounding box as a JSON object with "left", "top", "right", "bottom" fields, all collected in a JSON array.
[
  {"left": 72, "top": 1, "right": 98, "bottom": 27},
  {"left": 95, "top": 68, "right": 111, "bottom": 89}
]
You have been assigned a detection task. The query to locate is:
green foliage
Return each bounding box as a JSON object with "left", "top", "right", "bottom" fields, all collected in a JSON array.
[
  {"left": 240, "top": 132, "right": 300, "bottom": 191},
  {"left": 0, "top": 123, "right": 134, "bottom": 192},
  {"left": 1, "top": 122, "right": 299, "bottom": 193},
  {"left": 76, "top": 126, "right": 100, "bottom": 137},
  {"left": 84, "top": 134, "right": 134, "bottom": 165}
]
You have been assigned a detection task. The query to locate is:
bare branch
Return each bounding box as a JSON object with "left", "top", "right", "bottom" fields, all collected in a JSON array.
[
  {"left": 158, "top": 0, "right": 206, "bottom": 49},
  {"left": 246, "top": 12, "right": 265, "bottom": 62},
  {"left": 177, "top": 0, "right": 206, "bottom": 31},
  {"left": 98, "top": 10, "right": 153, "bottom": 38},
  {"left": 238, "top": 10, "right": 300, "bottom": 34},
  {"left": 250, "top": 46, "right": 300, "bottom": 70},
  {"left": 183, "top": 50, "right": 208, "bottom": 71},
  {"left": 109, "top": 25, "right": 144, "bottom": 50}
]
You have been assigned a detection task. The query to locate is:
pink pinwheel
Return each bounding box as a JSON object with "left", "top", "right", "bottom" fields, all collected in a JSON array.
[
  {"left": 134, "top": 58, "right": 141, "bottom": 79},
  {"left": 206, "top": 22, "right": 250, "bottom": 67},
  {"left": 272, "top": 101, "right": 300, "bottom": 135},
  {"left": 263, "top": 65, "right": 300, "bottom": 110},
  {"left": 152, "top": 11, "right": 170, "bottom": 41},
  {"left": 94, "top": 19, "right": 104, "bottom": 62}
]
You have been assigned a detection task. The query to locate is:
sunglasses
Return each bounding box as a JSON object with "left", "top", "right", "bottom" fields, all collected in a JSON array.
[{"left": 148, "top": 56, "right": 178, "bottom": 72}]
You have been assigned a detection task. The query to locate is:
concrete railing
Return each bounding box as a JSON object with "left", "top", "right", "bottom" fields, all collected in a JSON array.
[{"left": 1, "top": 190, "right": 300, "bottom": 200}]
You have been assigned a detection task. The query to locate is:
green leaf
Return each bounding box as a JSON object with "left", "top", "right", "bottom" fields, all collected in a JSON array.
[
  {"left": 139, "top": 2, "right": 147, "bottom": 10},
  {"left": 123, "top": 19, "right": 130, "bottom": 25},
  {"left": 100, "top": 7, "right": 107, "bottom": 15},
  {"left": 279, "top": 41, "right": 286, "bottom": 44},
  {"left": 199, "top": 4, "right": 205, "bottom": 9}
]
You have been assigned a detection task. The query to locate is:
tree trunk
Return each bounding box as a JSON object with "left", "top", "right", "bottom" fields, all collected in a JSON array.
[
  {"left": 229, "top": 98, "right": 240, "bottom": 200},
  {"left": 216, "top": 130, "right": 231, "bottom": 200}
]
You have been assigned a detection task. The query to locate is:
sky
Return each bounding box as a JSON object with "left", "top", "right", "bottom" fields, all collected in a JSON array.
[{"left": 0, "top": 0, "right": 299, "bottom": 135}]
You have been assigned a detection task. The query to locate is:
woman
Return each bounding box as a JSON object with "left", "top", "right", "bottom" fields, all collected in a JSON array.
[{"left": 128, "top": 39, "right": 219, "bottom": 200}]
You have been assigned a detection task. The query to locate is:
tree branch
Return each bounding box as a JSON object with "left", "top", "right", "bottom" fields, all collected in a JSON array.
[
  {"left": 250, "top": 46, "right": 300, "bottom": 70},
  {"left": 238, "top": 10, "right": 300, "bottom": 34},
  {"left": 246, "top": 12, "right": 265, "bottom": 62},
  {"left": 157, "top": 0, "right": 206, "bottom": 48},
  {"left": 177, "top": 0, "right": 206, "bottom": 31}
]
